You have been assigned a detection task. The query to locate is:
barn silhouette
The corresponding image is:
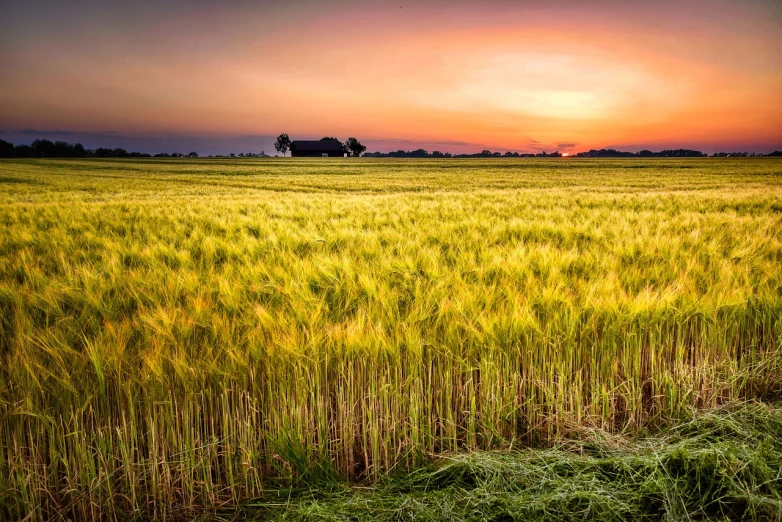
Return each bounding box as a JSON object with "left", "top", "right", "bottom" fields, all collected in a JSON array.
[{"left": 290, "top": 139, "right": 346, "bottom": 157}]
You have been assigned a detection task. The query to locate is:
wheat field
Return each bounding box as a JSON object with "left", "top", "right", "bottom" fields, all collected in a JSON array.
[{"left": 1, "top": 158, "right": 781, "bottom": 520}]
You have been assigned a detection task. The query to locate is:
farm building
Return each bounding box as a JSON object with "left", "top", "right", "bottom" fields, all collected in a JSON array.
[{"left": 290, "top": 139, "right": 346, "bottom": 157}]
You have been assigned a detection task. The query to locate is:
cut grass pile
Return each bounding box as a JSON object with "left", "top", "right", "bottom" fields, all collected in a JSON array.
[
  {"left": 0, "top": 158, "right": 780, "bottom": 520},
  {"left": 245, "top": 402, "right": 782, "bottom": 522}
]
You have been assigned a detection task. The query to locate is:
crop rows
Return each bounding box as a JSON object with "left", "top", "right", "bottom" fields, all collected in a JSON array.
[{"left": 1, "top": 158, "right": 780, "bottom": 519}]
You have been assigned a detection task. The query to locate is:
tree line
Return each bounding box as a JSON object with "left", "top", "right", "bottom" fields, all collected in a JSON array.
[
  {"left": 367, "top": 148, "right": 782, "bottom": 158},
  {"left": 0, "top": 138, "right": 202, "bottom": 158},
  {"left": 3, "top": 137, "right": 780, "bottom": 159},
  {"left": 711, "top": 151, "right": 782, "bottom": 157},
  {"left": 366, "top": 148, "right": 703, "bottom": 158},
  {"left": 574, "top": 148, "right": 707, "bottom": 158},
  {"left": 365, "top": 149, "right": 564, "bottom": 158},
  {"left": 573, "top": 149, "right": 782, "bottom": 157}
]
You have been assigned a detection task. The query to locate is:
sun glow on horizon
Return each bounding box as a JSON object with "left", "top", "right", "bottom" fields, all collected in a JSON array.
[{"left": 417, "top": 52, "right": 684, "bottom": 122}]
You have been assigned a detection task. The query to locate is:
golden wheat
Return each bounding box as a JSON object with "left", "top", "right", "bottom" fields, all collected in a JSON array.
[{"left": 1, "top": 158, "right": 781, "bottom": 519}]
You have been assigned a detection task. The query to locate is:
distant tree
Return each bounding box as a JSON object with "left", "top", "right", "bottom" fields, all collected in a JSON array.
[
  {"left": 52, "top": 141, "right": 71, "bottom": 157},
  {"left": 274, "top": 133, "right": 292, "bottom": 157},
  {"left": 480, "top": 149, "right": 491, "bottom": 157},
  {"left": 658, "top": 149, "right": 706, "bottom": 157},
  {"left": 31, "top": 139, "right": 56, "bottom": 157},
  {"left": 345, "top": 137, "right": 367, "bottom": 157},
  {"left": 14, "top": 145, "right": 34, "bottom": 157},
  {"left": 0, "top": 139, "right": 14, "bottom": 158},
  {"left": 187, "top": 152, "right": 198, "bottom": 158}
]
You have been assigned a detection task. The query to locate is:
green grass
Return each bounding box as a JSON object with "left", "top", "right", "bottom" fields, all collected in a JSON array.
[
  {"left": 0, "top": 158, "right": 781, "bottom": 520},
  {"left": 243, "top": 401, "right": 782, "bottom": 522}
]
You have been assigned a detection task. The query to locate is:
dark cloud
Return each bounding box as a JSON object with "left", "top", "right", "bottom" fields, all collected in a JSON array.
[{"left": 19, "top": 129, "right": 120, "bottom": 138}]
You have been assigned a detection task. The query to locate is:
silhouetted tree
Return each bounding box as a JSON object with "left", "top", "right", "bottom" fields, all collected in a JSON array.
[
  {"left": 0, "top": 139, "right": 153, "bottom": 158},
  {"left": 53, "top": 141, "right": 69, "bottom": 157},
  {"left": 0, "top": 139, "right": 14, "bottom": 158},
  {"left": 14, "top": 145, "right": 34, "bottom": 157},
  {"left": 187, "top": 152, "right": 198, "bottom": 158},
  {"left": 274, "top": 133, "right": 291, "bottom": 157},
  {"left": 31, "top": 139, "right": 56, "bottom": 157},
  {"left": 345, "top": 137, "right": 367, "bottom": 157},
  {"left": 657, "top": 149, "right": 706, "bottom": 157}
]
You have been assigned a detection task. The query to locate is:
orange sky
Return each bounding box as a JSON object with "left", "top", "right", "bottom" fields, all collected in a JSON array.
[{"left": 1, "top": 0, "right": 780, "bottom": 154}]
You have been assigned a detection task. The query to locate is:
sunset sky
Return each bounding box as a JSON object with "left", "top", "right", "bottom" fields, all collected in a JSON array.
[{"left": 1, "top": 0, "right": 780, "bottom": 155}]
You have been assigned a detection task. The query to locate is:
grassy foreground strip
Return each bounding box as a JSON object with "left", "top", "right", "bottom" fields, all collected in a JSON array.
[{"left": 243, "top": 402, "right": 782, "bottom": 522}]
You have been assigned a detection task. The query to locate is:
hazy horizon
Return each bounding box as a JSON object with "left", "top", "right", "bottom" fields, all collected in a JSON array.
[{"left": 2, "top": 0, "right": 780, "bottom": 155}]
